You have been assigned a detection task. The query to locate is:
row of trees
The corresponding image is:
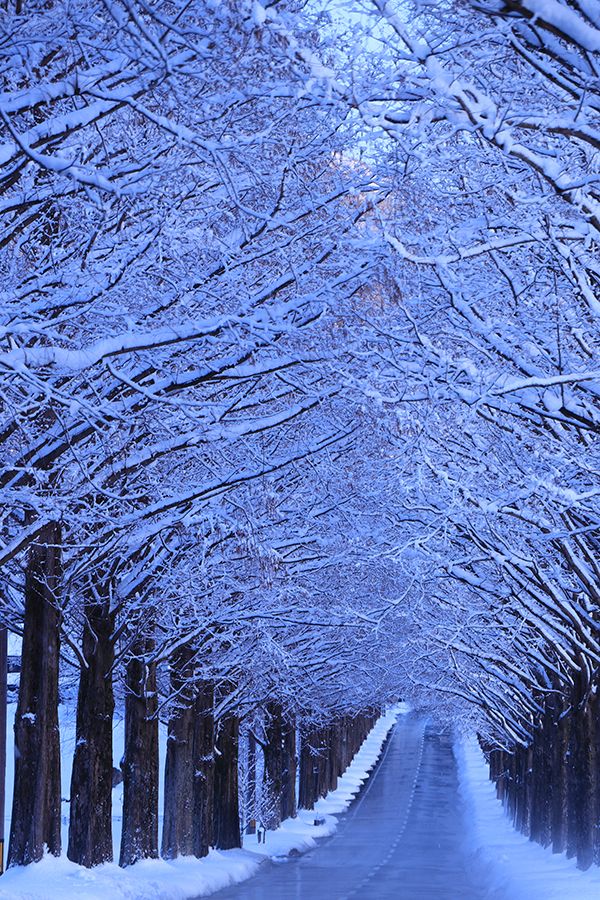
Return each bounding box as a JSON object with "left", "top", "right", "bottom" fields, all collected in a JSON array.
[
  {"left": 0, "top": 0, "right": 396, "bottom": 872},
  {"left": 349, "top": 0, "right": 600, "bottom": 870},
  {"left": 2, "top": 0, "right": 600, "bottom": 876}
]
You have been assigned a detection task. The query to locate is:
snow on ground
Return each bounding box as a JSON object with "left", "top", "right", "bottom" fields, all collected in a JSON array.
[
  {"left": 0, "top": 852, "right": 260, "bottom": 900},
  {"left": 0, "top": 705, "right": 403, "bottom": 900},
  {"left": 456, "top": 734, "right": 600, "bottom": 900},
  {"left": 244, "top": 704, "right": 405, "bottom": 861}
]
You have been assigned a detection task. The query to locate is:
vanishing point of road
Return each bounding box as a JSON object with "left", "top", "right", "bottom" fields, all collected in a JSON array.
[{"left": 210, "top": 713, "right": 502, "bottom": 899}]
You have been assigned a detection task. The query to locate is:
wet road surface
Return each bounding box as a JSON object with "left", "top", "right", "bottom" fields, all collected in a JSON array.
[{"left": 208, "top": 714, "right": 500, "bottom": 899}]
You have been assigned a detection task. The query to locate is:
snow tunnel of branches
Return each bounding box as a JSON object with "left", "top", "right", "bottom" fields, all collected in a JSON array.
[{"left": 1, "top": 0, "right": 600, "bottom": 875}]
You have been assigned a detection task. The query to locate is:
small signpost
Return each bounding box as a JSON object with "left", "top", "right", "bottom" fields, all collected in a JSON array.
[{"left": 0, "top": 625, "right": 7, "bottom": 875}]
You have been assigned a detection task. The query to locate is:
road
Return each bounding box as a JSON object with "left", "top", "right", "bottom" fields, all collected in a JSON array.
[{"left": 209, "top": 714, "right": 500, "bottom": 899}]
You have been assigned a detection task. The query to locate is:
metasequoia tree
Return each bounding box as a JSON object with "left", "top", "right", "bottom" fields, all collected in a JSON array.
[
  {"left": 330, "top": 0, "right": 600, "bottom": 868},
  {"left": 7, "top": 0, "right": 600, "bottom": 877},
  {"left": 1, "top": 0, "right": 390, "bottom": 869},
  {"left": 247, "top": 0, "right": 600, "bottom": 869}
]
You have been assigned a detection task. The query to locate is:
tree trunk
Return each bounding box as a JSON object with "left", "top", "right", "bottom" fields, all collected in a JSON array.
[
  {"left": 119, "top": 639, "right": 159, "bottom": 867},
  {"left": 313, "top": 727, "right": 326, "bottom": 802},
  {"left": 566, "top": 678, "right": 584, "bottom": 861},
  {"left": 213, "top": 714, "right": 240, "bottom": 849},
  {"left": 8, "top": 522, "right": 62, "bottom": 866},
  {"left": 580, "top": 692, "right": 596, "bottom": 870},
  {"left": 505, "top": 751, "right": 517, "bottom": 824},
  {"left": 299, "top": 724, "right": 327, "bottom": 810},
  {"left": 0, "top": 625, "right": 6, "bottom": 875},
  {"left": 529, "top": 714, "right": 552, "bottom": 848},
  {"left": 513, "top": 744, "right": 532, "bottom": 836},
  {"left": 551, "top": 691, "right": 569, "bottom": 854},
  {"left": 192, "top": 680, "right": 214, "bottom": 858},
  {"left": 570, "top": 691, "right": 595, "bottom": 869},
  {"left": 246, "top": 729, "right": 257, "bottom": 831},
  {"left": 263, "top": 703, "right": 284, "bottom": 830},
  {"left": 327, "top": 721, "right": 341, "bottom": 792},
  {"left": 162, "top": 647, "right": 195, "bottom": 859},
  {"left": 594, "top": 678, "right": 600, "bottom": 866},
  {"left": 299, "top": 726, "right": 316, "bottom": 811},
  {"left": 340, "top": 717, "right": 352, "bottom": 773},
  {"left": 68, "top": 597, "right": 115, "bottom": 867},
  {"left": 281, "top": 715, "right": 297, "bottom": 822},
  {"left": 489, "top": 747, "right": 507, "bottom": 803}
]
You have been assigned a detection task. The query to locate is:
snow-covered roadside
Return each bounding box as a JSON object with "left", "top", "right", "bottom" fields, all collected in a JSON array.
[
  {"left": 0, "top": 705, "right": 404, "bottom": 900},
  {"left": 456, "top": 734, "right": 600, "bottom": 900},
  {"left": 245, "top": 703, "right": 406, "bottom": 860}
]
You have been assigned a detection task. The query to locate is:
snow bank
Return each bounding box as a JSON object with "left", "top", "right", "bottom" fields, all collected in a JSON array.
[
  {"left": 456, "top": 734, "right": 600, "bottom": 900},
  {"left": 0, "top": 705, "right": 405, "bottom": 900},
  {"left": 0, "top": 851, "right": 260, "bottom": 900}
]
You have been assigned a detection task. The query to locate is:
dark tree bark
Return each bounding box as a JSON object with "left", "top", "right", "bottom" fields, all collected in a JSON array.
[
  {"left": 551, "top": 693, "right": 569, "bottom": 854},
  {"left": 8, "top": 522, "right": 62, "bottom": 867},
  {"left": 529, "top": 710, "right": 552, "bottom": 849},
  {"left": 565, "top": 672, "right": 586, "bottom": 862},
  {"left": 299, "top": 724, "right": 327, "bottom": 811},
  {"left": 119, "top": 638, "right": 159, "bottom": 867},
  {"left": 578, "top": 691, "right": 597, "bottom": 870},
  {"left": 594, "top": 679, "right": 600, "bottom": 866},
  {"left": 162, "top": 646, "right": 216, "bottom": 860},
  {"left": 340, "top": 717, "right": 351, "bottom": 774},
  {"left": 513, "top": 744, "right": 532, "bottom": 836},
  {"left": 524, "top": 744, "right": 533, "bottom": 836},
  {"left": 316, "top": 726, "right": 329, "bottom": 801},
  {"left": 280, "top": 715, "right": 297, "bottom": 822},
  {"left": 213, "top": 714, "right": 240, "bottom": 850},
  {"left": 162, "top": 647, "right": 195, "bottom": 859},
  {"left": 567, "top": 687, "right": 595, "bottom": 869},
  {"left": 192, "top": 680, "right": 214, "bottom": 858},
  {"left": 489, "top": 746, "right": 507, "bottom": 803},
  {"left": 299, "top": 726, "right": 316, "bottom": 811},
  {"left": 263, "top": 702, "right": 284, "bottom": 830},
  {"left": 487, "top": 677, "right": 599, "bottom": 864},
  {"left": 68, "top": 596, "right": 115, "bottom": 867},
  {"left": 298, "top": 712, "right": 375, "bottom": 814},
  {"left": 506, "top": 750, "right": 518, "bottom": 825},
  {"left": 0, "top": 625, "right": 6, "bottom": 875},
  {"left": 263, "top": 704, "right": 297, "bottom": 827},
  {"left": 245, "top": 729, "right": 257, "bottom": 832},
  {"left": 327, "top": 721, "right": 341, "bottom": 792}
]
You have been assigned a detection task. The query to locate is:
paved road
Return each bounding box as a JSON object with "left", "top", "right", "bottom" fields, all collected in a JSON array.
[{"left": 209, "top": 714, "right": 499, "bottom": 899}]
